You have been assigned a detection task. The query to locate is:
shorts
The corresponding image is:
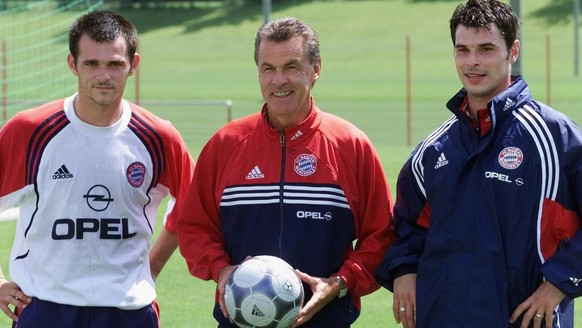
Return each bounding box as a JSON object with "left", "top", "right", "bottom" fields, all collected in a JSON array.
[{"left": 13, "top": 298, "right": 161, "bottom": 328}]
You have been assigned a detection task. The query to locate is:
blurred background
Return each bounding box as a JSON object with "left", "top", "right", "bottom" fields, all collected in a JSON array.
[{"left": 1, "top": 1, "right": 581, "bottom": 326}]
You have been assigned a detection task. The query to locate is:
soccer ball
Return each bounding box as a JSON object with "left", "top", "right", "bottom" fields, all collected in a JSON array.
[{"left": 224, "top": 255, "right": 304, "bottom": 328}]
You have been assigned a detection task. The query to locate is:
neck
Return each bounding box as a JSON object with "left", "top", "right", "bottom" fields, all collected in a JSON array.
[
  {"left": 466, "top": 97, "right": 489, "bottom": 118},
  {"left": 73, "top": 95, "right": 123, "bottom": 127},
  {"left": 265, "top": 109, "right": 309, "bottom": 131}
]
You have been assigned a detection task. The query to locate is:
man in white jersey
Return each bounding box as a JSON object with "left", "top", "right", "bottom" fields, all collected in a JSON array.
[{"left": 0, "top": 10, "right": 195, "bottom": 327}]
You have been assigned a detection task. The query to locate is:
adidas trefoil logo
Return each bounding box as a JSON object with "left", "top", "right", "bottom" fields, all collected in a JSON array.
[
  {"left": 570, "top": 277, "right": 582, "bottom": 286},
  {"left": 245, "top": 166, "right": 265, "bottom": 180},
  {"left": 53, "top": 164, "right": 73, "bottom": 180},
  {"left": 434, "top": 153, "right": 449, "bottom": 169}
]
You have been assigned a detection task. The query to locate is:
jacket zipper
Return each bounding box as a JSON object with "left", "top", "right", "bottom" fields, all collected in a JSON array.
[{"left": 278, "top": 131, "right": 286, "bottom": 258}]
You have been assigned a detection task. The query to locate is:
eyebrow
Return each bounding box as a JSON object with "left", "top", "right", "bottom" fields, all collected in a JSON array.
[
  {"left": 82, "top": 59, "right": 126, "bottom": 65},
  {"left": 260, "top": 58, "right": 302, "bottom": 69},
  {"left": 456, "top": 41, "right": 498, "bottom": 49}
]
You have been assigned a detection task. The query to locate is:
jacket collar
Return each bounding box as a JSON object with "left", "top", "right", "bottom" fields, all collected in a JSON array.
[
  {"left": 259, "top": 97, "right": 321, "bottom": 146},
  {"left": 447, "top": 75, "right": 532, "bottom": 130}
]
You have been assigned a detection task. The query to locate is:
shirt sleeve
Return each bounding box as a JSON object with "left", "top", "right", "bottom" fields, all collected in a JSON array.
[
  {"left": 334, "top": 135, "right": 397, "bottom": 298},
  {"left": 157, "top": 122, "right": 196, "bottom": 233},
  {"left": 540, "top": 121, "right": 582, "bottom": 298},
  {"left": 0, "top": 113, "right": 33, "bottom": 211},
  {"left": 175, "top": 135, "right": 231, "bottom": 282},
  {"left": 375, "top": 152, "right": 429, "bottom": 292}
]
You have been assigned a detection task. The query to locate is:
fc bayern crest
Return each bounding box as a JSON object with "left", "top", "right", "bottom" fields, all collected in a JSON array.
[
  {"left": 294, "top": 154, "right": 317, "bottom": 177},
  {"left": 126, "top": 162, "right": 146, "bottom": 187},
  {"left": 498, "top": 147, "right": 523, "bottom": 170}
]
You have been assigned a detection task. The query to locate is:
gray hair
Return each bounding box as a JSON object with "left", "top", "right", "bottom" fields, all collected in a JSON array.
[{"left": 253, "top": 17, "right": 320, "bottom": 65}]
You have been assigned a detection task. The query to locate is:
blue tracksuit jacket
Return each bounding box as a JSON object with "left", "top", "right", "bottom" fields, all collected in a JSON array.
[{"left": 376, "top": 76, "right": 582, "bottom": 327}]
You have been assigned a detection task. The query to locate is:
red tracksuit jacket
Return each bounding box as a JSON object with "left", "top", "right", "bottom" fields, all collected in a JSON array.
[{"left": 177, "top": 99, "right": 395, "bottom": 327}]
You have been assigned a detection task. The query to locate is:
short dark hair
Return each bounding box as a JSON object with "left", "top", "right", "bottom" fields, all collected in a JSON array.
[
  {"left": 253, "top": 17, "right": 320, "bottom": 65},
  {"left": 69, "top": 10, "right": 138, "bottom": 65},
  {"left": 449, "top": 0, "right": 520, "bottom": 51}
]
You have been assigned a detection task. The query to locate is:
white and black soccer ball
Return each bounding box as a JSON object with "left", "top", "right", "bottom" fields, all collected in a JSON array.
[{"left": 224, "top": 255, "right": 305, "bottom": 328}]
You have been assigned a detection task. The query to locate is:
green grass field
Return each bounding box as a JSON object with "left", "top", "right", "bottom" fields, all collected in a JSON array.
[{"left": 1, "top": 0, "right": 582, "bottom": 326}]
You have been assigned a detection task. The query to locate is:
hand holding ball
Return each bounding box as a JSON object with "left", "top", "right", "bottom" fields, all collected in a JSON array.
[{"left": 224, "top": 255, "right": 304, "bottom": 328}]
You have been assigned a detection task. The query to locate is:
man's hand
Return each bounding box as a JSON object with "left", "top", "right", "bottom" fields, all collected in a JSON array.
[
  {"left": 509, "top": 280, "right": 564, "bottom": 328},
  {"left": 217, "top": 265, "right": 238, "bottom": 322},
  {"left": 0, "top": 278, "right": 31, "bottom": 322},
  {"left": 291, "top": 270, "right": 340, "bottom": 327},
  {"left": 393, "top": 273, "right": 416, "bottom": 328}
]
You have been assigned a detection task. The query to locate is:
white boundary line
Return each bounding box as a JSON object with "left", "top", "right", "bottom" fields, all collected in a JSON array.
[{"left": 0, "top": 207, "right": 18, "bottom": 222}]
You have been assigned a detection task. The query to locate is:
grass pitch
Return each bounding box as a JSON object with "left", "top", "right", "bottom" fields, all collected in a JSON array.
[{"left": 1, "top": 0, "right": 582, "bottom": 327}]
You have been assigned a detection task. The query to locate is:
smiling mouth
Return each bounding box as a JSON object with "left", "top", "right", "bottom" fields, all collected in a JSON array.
[
  {"left": 465, "top": 73, "right": 485, "bottom": 78},
  {"left": 273, "top": 91, "right": 291, "bottom": 97}
]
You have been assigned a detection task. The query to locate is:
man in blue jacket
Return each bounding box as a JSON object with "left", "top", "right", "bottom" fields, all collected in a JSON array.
[{"left": 376, "top": 1, "right": 582, "bottom": 327}]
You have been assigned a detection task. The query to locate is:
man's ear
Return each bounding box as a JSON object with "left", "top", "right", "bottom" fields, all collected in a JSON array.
[
  {"left": 509, "top": 39, "right": 520, "bottom": 64},
  {"left": 129, "top": 52, "right": 140, "bottom": 76},
  {"left": 67, "top": 53, "right": 78, "bottom": 76}
]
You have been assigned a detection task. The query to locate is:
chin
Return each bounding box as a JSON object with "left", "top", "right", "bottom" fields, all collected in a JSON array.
[{"left": 463, "top": 84, "right": 487, "bottom": 95}]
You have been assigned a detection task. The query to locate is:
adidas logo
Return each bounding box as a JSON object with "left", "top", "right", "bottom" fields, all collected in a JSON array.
[
  {"left": 434, "top": 153, "right": 449, "bottom": 169},
  {"left": 290, "top": 130, "right": 304, "bottom": 141},
  {"left": 251, "top": 304, "right": 265, "bottom": 317},
  {"left": 503, "top": 98, "right": 515, "bottom": 111},
  {"left": 52, "top": 164, "right": 73, "bottom": 180},
  {"left": 570, "top": 277, "right": 582, "bottom": 286},
  {"left": 245, "top": 166, "right": 265, "bottom": 180}
]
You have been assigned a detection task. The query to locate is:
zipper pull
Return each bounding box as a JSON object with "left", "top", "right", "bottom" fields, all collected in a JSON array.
[{"left": 280, "top": 131, "right": 285, "bottom": 147}]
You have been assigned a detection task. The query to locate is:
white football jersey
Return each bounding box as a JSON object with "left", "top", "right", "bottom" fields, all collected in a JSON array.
[{"left": 0, "top": 94, "right": 194, "bottom": 309}]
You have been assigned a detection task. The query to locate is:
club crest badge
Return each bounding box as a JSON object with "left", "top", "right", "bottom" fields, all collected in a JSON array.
[
  {"left": 498, "top": 147, "right": 523, "bottom": 170},
  {"left": 294, "top": 154, "right": 317, "bottom": 177},
  {"left": 126, "top": 162, "right": 146, "bottom": 187}
]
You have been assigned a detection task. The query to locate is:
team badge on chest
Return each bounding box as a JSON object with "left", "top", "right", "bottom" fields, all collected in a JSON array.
[
  {"left": 294, "top": 154, "right": 317, "bottom": 177},
  {"left": 498, "top": 147, "right": 523, "bottom": 170},
  {"left": 127, "top": 162, "right": 146, "bottom": 187}
]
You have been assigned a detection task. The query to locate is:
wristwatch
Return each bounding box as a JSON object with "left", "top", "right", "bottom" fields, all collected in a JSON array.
[{"left": 335, "top": 275, "right": 347, "bottom": 298}]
